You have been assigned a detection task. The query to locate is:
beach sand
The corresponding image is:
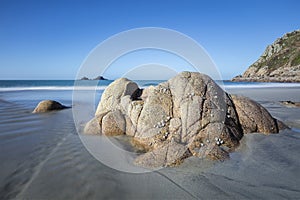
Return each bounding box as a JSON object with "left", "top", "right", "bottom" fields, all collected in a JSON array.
[{"left": 0, "top": 87, "right": 300, "bottom": 199}]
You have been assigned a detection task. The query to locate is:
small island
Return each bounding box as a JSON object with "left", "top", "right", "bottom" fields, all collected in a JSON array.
[
  {"left": 79, "top": 76, "right": 108, "bottom": 80},
  {"left": 80, "top": 76, "right": 89, "bottom": 80}
]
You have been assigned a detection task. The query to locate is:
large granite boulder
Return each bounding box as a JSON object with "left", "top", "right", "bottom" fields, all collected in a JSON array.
[
  {"left": 33, "top": 100, "right": 69, "bottom": 113},
  {"left": 85, "top": 72, "right": 285, "bottom": 168}
]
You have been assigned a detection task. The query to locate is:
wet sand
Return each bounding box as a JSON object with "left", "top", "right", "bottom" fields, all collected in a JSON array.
[{"left": 0, "top": 87, "right": 300, "bottom": 199}]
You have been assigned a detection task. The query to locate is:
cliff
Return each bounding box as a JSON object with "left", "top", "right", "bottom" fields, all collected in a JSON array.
[{"left": 233, "top": 30, "right": 300, "bottom": 82}]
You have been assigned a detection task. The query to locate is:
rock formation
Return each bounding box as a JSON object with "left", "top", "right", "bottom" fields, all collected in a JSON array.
[
  {"left": 79, "top": 76, "right": 108, "bottom": 80},
  {"left": 85, "top": 72, "right": 285, "bottom": 168},
  {"left": 33, "top": 100, "right": 69, "bottom": 113},
  {"left": 93, "top": 76, "right": 107, "bottom": 80},
  {"left": 280, "top": 100, "right": 300, "bottom": 108},
  {"left": 80, "top": 76, "right": 89, "bottom": 80},
  {"left": 233, "top": 30, "right": 300, "bottom": 82}
]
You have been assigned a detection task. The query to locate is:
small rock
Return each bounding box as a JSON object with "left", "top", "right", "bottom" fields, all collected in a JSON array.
[
  {"left": 280, "top": 101, "right": 300, "bottom": 107},
  {"left": 33, "top": 100, "right": 69, "bottom": 113}
]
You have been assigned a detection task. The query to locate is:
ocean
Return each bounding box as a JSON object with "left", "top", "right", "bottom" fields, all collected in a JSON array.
[
  {"left": 1, "top": 79, "right": 300, "bottom": 91},
  {"left": 0, "top": 80, "right": 300, "bottom": 199},
  {"left": 1, "top": 79, "right": 299, "bottom": 111},
  {"left": 0, "top": 79, "right": 298, "bottom": 113}
]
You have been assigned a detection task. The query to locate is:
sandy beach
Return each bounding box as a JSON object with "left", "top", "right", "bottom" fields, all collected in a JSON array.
[{"left": 0, "top": 85, "right": 299, "bottom": 199}]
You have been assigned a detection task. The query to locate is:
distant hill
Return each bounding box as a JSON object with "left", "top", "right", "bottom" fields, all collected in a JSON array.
[{"left": 233, "top": 30, "right": 300, "bottom": 82}]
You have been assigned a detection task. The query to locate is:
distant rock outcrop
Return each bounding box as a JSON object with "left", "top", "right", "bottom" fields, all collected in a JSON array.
[
  {"left": 85, "top": 72, "right": 285, "bottom": 168},
  {"left": 79, "top": 76, "right": 108, "bottom": 80},
  {"left": 80, "top": 76, "right": 89, "bottom": 80},
  {"left": 233, "top": 30, "right": 300, "bottom": 82},
  {"left": 93, "top": 76, "right": 107, "bottom": 80},
  {"left": 33, "top": 100, "right": 69, "bottom": 113}
]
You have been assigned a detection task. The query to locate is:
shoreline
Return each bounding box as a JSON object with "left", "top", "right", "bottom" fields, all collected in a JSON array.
[{"left": 232, "top": 77, "right": 300, "bottom": 83}]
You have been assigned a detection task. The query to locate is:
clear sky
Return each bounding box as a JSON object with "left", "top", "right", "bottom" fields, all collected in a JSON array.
[{"left": 0, "top": 0, "right": 299, "bottom": 80}]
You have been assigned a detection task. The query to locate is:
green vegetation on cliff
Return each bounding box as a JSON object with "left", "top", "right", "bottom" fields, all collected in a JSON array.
[{"left": 233, "top": 30, "right": 300, "bottom": 82}]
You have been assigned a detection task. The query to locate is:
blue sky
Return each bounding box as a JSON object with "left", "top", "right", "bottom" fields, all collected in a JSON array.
[{"left": 0, "top": 0, "right": 299, "bottom": 80}]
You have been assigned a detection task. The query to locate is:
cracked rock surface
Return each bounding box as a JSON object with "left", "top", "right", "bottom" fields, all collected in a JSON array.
[{"left": 84, "top": 72, "right": 285, "bottom": 168}]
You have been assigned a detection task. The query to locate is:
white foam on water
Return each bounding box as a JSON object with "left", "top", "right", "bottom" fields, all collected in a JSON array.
[
  {"left": 0, "top": 82, "right": 299, "bottom": 92},
  {"left": 0, "top": 86, "right": 108, "bottom": 91}
]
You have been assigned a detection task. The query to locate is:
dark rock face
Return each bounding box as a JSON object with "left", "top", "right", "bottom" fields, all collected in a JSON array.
[
  {"left": 85, "top": 72, "right": 285, "bottom": 168},
  {"left": 80, "top": 76, "right": 89, "bottom": 80},
  {"left": 93, "top": 76, "right": 107, "bottom": 80},
  {"left": 280, "top": 101, "right": 300, "bottom": 107},
  {"left": 33, "top": 100, "right": 69, "bottom": 113},
  {"left": 79, "top": 76, "right": 108, "bottom": 80},
  {"left": 233, "top": 30, "right": 300, "bottom": 82}
]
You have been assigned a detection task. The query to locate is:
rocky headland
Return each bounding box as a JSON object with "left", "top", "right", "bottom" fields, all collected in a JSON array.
[
  {"left": 233, "top": 30, "right": 300, "bottom": 82},
  {"left": 84, "top": 72, "right": 286, "bottom": 168}
]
